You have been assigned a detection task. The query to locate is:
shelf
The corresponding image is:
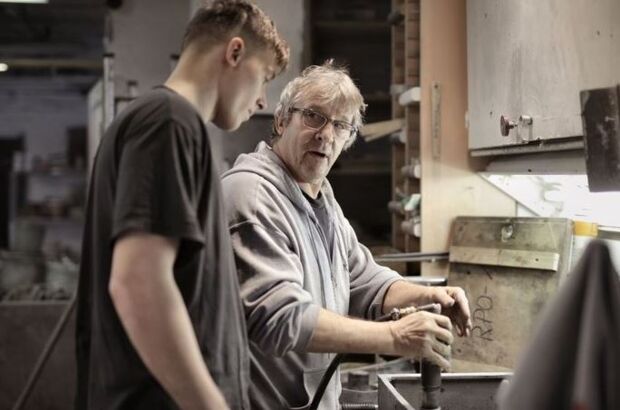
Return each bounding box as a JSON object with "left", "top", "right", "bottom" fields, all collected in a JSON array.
[
  {"left": 329, "top": 166, "right": 391, "bottom": 176},
  {"left": 314, "top": 21, "right": 390, "bottom": 34},
  {"left": 363, "top": 93, "right": 392, "bottom": 104},
  {"left": 18, "top": 170, "right": 85, "bottom": 180}
]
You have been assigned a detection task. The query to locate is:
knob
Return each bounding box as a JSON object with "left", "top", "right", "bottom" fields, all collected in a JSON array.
[
  {"left": 500, "top": 115, "right": 517, "bottom": 137},
  {"left": 519, "top": 115, "right": 533, "bottom": 126},
  {"left": 401, "top": 161, "right": 421, "bottom": 179},
  {"left": 388, "top": 200, "right": 404, "bottom": 214},
  {"left": 500, "top": 224, "right": 514, "bottom": 242},
  {"left": 401, "top": 218, "right": 421, "bottom": 237}
]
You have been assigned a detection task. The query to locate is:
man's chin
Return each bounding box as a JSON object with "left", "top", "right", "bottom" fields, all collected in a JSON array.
[
  {"left": 302, "top": 171, "right": 327, "bottom": 186},
  {"left": 213, "top": 117, "right": 242, "bottom": 132}
]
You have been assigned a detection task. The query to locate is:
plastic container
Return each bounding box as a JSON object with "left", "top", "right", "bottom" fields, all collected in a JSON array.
[{"left": 569, "top": 220, "right": 599, "bottom": 270}]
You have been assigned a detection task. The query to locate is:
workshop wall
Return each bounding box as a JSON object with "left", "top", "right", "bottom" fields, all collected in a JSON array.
[
  {"left": 0, "top": 79, "right": 86, "bottom": 170},
  {"left": 105, "top": 0, "right": 189, "bottom": 95}
]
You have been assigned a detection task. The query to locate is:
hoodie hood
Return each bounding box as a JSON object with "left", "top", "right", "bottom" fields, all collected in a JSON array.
[{"left": 223, "top": 141, "right": 337, "bottom": 217}]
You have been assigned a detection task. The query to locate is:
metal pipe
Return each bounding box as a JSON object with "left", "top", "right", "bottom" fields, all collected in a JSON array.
[
  {"left": 420, "top": 304, "right": 442, "bottom": 410},
  {"left": 12, "top": 295, "right": 77, "bottom": 410}
]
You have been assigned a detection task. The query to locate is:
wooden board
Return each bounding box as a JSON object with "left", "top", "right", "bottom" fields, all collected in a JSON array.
[
  {"left": 447, "top": 217, "right": 574, "bottom": 368},
  {"left": 418, "top": 0, "right": 517, "bottom": 278}
]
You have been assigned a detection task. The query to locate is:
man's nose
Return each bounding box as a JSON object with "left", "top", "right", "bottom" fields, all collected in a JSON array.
[
  {"left": 315, "top": 121, "right": 336, "bottom": 142},
  {"left": 256, "top": 88, "right": 267, "bottom": 110},
  {"left": 256, "top": 96, "right": 267, "bottom": 111}
]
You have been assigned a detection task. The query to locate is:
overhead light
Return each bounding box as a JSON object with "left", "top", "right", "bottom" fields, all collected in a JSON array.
[
  {"left": 0, "top": 63, "right": 8, "bottom": 72},
  {"left": 0, "top": 0, "right": 49, "bottom": 3}
]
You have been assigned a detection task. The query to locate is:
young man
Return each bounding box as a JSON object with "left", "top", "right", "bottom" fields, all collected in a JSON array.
[
  {"left": 75, "top": 2, "right": 288, "bottom": 409},
  {"left": 222, "top": 62, "right": 472, "bottom": 409}
]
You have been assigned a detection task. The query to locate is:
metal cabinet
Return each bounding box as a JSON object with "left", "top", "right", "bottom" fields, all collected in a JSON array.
[{"left": 467, "top": 0, "right": 620, "bottom": 152}]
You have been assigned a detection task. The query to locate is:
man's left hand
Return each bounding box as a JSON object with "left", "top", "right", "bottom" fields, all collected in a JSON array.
[{"left": 427, "top": 287, "right": 472, "bottom": 337}]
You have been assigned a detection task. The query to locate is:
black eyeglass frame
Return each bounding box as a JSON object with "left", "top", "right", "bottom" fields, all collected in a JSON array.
[{"left": 289, "top": 107, "right": 358, "bottom": 139}]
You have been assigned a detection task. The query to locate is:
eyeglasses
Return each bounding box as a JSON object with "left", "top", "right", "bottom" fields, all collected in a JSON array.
[{"left": 289, "top": 107, "right": 357, "bottom": 140}]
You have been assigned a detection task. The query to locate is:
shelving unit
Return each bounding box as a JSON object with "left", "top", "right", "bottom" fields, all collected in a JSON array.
[
  {"left": 314, "top": 20, "right": 390, "bottom": 33},
  {"left": 9, "top": 167, "right": 86, "bottom": 262},
  {"left": 310, "top": 0, "right": 393, "bottom": 245},
  {"left": 390, "top": 0, "right": 421, "bottom": 271}
]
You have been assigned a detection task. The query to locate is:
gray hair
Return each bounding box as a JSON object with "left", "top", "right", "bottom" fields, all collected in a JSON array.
[{"left": 271, "top": 60, "right": 366, "bottom": 150}]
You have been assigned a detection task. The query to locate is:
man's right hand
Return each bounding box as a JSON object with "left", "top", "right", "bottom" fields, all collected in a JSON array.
[{"left": 387, "top": 311, "right": 453, "bottom": 370}]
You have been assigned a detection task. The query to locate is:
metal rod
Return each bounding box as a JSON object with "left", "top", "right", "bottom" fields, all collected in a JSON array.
[
  {"left": 375, "top": 252, "right": 449, "bottom": 263},
  {"left": 375, "top": 251, "right": 449, "bottom": 259},
  {"left": 421, "top": 360, "right": 441, "bottom": 410},
  {"left": 421, "top": 303, "right": 442, "bottom": 410},
  {"left": 12, "top": 295, "right": 77, "bottom": 410}
]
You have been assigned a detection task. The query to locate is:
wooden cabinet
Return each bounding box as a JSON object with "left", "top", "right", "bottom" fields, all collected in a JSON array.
[{"left": 467, "top": 0, "right": 620, "bottom": 151}]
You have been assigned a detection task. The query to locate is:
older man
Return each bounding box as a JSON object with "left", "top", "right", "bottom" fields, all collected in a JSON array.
[{"left": 222, "top": 62, "right": 472, "bottom": 410}]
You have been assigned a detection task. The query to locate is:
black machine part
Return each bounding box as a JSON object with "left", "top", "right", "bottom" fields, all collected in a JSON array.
[
  {"left": 581, "top": 84, "right": 620, "bottom": 192},
  {"left": 308, "top": 303, "right": 444, "bottom": 410}
]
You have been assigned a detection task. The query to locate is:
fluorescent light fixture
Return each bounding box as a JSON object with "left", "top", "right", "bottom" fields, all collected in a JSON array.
[
  {"left": 0, "top": 63, "right": 8, "bottom": 72},
  {"left": 0, "top": 0, "right": 49, "bottom": 3}
]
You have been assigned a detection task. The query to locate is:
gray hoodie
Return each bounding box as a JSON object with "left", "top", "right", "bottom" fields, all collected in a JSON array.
[{"left": 221, "top": 142, "right": 402, "bottom": 409}]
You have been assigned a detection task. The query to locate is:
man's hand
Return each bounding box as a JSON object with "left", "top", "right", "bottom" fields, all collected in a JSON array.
[
  {"left": 383, "top": 281, "right": 473, "bottom": 338},
  {"left": 426, "top": 287, "right": 472, "bottom": 337},
  {"left": 388, "top": 311, "right": 453, "bottom": 370}
]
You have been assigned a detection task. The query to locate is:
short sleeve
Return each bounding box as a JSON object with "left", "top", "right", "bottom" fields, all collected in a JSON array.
[{"left": 112, "top": 119, "right": 206, "bottom": 247}]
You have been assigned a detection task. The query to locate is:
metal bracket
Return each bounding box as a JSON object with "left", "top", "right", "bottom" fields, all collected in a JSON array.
[
  {"left": 449, "top": 245, "right": 560, "bottom": 271},
  {"left": 431, "top": 81, "right": 442, "bottom": 159}
]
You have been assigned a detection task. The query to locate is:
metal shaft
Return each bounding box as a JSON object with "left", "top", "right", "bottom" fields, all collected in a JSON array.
[
  {"left": 421, "top": 360, "right": 441, "bottom": 410},
  {"left": 421, "top": 303, "right": 442, "bottom": 410}
]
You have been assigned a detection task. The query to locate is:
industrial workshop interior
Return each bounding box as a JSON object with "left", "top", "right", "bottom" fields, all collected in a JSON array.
[{"left": 1, "top": 0, "right": 619, "bottom": 409}]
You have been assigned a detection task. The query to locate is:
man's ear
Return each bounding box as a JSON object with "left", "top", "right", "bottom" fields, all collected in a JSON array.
[
  {"left": 275, "top": 114, "right": 287, "bottom": 135},
  {"left": 225, "top": 37, "right": 246, "bottom": 67}
]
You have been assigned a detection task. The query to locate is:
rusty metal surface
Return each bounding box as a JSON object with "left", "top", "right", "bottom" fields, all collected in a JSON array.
[
  {"left": 581, "top": 84, "right": 620, "bottom": 192},
  {"left": 378, "top": 373, "right": 511, "bottom": 410},
  {"left": 448, "top": 217, "right": 573, "bottom": 369}
]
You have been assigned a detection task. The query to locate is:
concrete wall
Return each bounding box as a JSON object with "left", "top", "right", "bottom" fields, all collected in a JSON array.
[
  {"left": 0, "top": 79, "right": 87, "bottom": 256},
  {"left": 250, "top": 0, "right": 306, "bottom": 114},
  {"left": 0, "top": 79, "right": 87, "bottom": 171},
  {"left": 105, "top": 0, "right": 190, "bottom": 95}
]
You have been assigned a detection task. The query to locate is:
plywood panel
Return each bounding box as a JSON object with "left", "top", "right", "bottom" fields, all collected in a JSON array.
[
  {"left": 468, "top": 0, "right": 620, "bottom": 149},
  {"left": 419, "top": 0, "right": 517, "bottom": 277}
]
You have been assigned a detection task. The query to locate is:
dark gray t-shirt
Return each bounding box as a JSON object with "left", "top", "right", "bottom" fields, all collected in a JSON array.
[
  {"left": 76, "top": 86, "right": 250, "bottom": 410},
  {"left": 303, "top": 191, "right": 334, "bottom": 257}
]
